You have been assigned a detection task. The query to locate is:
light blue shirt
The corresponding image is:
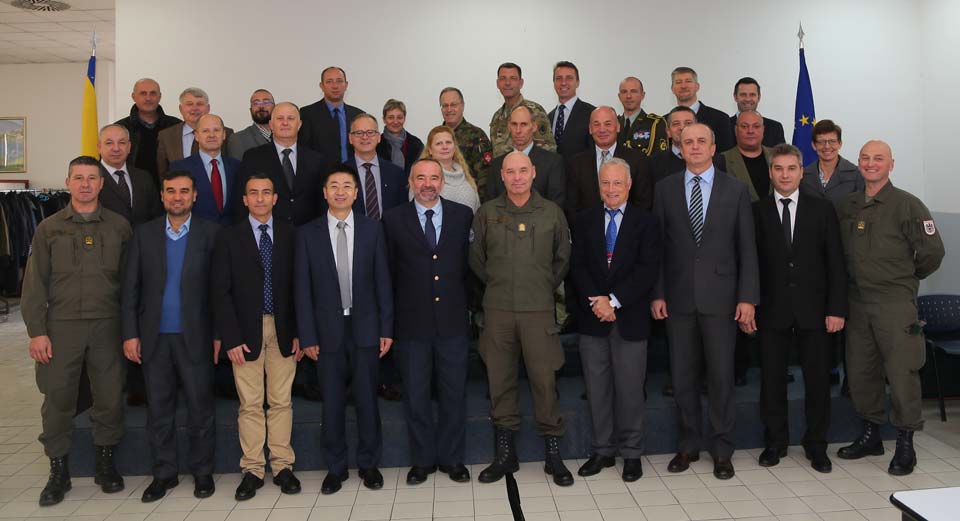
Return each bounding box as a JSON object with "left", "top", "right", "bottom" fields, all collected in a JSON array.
[
  {"left": 689, "top": 100, "right": 702, "bottom": 114},
  {"left": 249, "top": 214, "right": 274, "bottom": 244},
  {"left": 517, "top": 142, "right": 534, "bottom": 155},
  {"left": 199, "top": 151, "right": 228, "bottom": 201},
  {"left": 415, "top": 199, "right": 443, "bottom": 242},
  {"left": 165, "top": 214, "right": 192, "bottom": 241},
  {"left": 181, "top": 124, "right": 195, "bottom": 158},
  {"left": 684, "top": 166, "right": 715, "bottom": 217}
]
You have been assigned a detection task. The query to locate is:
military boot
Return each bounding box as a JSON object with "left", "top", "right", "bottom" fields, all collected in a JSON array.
[
  {"left": 888, "top": 429, "right": 917, "bottom": 476},
  {"left": 543, "top": 435, "right": 574, "bottom": 487},
  {"left": 837, "top": 420, "right": 884, "bottom": 459},
  {"left": 478, "top": 427, "right": 519, "bottom": 483},
  {"left": 38, "top": 456, "right": 71, "bottom": 506},
  {"left": 94, "top": 445, "right": 125, "bottom": 493}
]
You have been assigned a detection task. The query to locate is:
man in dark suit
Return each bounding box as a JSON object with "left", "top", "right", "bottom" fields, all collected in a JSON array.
[
  {"left": 670, "top": 67, "right": 734, "bottom": 153},
  {"left": 295, "top": 163, "right": 394, "bottom": 495},
  {"left": 753, "top": 144, "right": 846, "bottom": 474},
  {"left": 98, "top": 124, "right": 163, "bottom": 226},
  {"left": 382, "top": 159, "right": 473, "bottom": 486},
  {"left": 650, "top": 106, "right": 726, "bottom": 185},
  {"left": 156, "top": 88, "right": 234, "bottom": 179},
  {"left": 115, "top": 78, "right": 181, "bottom": 179},
  {"left": 548, "top": 61, "right": 596, "bottom": 162},
  {"left": 212, "top": 174, "right": 303, "bottom": 501},
  {"left": 121, "top": 170, "right": 220, "bottom": 502},
  {"left": 487, "top": 105, "right": 565, "bottom": 207},
  {"left": 170, "top": 114, "right": 238, "bottom": 225},
  {"left": 651, "top": 123, "right": 759, "bottom": 480},
  {"left": 347, "top": 114, "right": 408, "bottom": 221},
  {"left": 729, "top": 77, "right": 786, "bottom": 147},
  {"left": 226, "top": 89, "right": 274, "bottom": 160},
  {"left": 299, "top": 66, "right": 364, "bottom": 162},
  {"left": 570, "top": 158, "right": 660, "bottom": 483}
]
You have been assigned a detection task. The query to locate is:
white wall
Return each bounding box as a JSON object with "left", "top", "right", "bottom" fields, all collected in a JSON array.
[
  {"left": 116, "top": 0, "right": 925, "bottom": 195},
  {"left": 0, "top": 61, "right": 116, "bottom": 189}
]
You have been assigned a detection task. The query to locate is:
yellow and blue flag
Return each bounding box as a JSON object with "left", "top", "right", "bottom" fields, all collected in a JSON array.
[
  {"left": 791, "top": 48, "right": 816, "bottom": 166},
  {"left": 80, "top": 46, "right": 98, "bottom": 156}
]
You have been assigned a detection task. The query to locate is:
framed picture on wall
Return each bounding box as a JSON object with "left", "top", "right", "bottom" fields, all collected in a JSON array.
[{"left": 0, "top": 117, "right": 26, "bottom": 173}]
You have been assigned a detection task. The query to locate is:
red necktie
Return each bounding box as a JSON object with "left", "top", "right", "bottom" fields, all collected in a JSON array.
[{"left": 211, "top": 158, "right": 224, "bottom": 212}]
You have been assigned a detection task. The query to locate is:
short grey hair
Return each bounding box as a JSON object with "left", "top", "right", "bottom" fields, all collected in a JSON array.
[
  {"left": 599, "top": 157, "right": 631, "bottom": 180},
  {"left": 99, "top": 123, "right": 130, "bottom": 140},
  {"left": 179, "top": 87, "right": 209, "bottom": 103}
]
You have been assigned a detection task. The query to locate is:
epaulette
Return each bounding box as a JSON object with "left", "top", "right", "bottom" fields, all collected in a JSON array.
[{"left": 646, "top": 112, "right": 662, "bottom": 120}]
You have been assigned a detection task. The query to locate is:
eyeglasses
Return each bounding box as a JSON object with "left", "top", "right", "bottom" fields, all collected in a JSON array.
[
  {"left": 815, "top": 139, "right": 839, "bottom": 146},
  {"left": 350, "top": 130, "right": 378, "bottom": 138},
  {"left": 251, "top": 100, "right": 274, "bottom": 108}
]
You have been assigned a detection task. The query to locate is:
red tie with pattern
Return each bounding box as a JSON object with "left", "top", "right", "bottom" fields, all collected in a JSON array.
[{"left": 211, "top": 158, "right": 224, "bottom": 212}]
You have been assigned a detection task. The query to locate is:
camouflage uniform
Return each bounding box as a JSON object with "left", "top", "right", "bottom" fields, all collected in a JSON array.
[
  {"left": 618, "top": 110, "right": 669, "bottom": 157},
  {"left": 446, "top": 118, "right": 493, "bottom": 203},
  {"left": 489, "top": 96, "right": 557, "bottom": 158}
]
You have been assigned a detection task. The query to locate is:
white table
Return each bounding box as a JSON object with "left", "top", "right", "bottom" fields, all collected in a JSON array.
[{"left": 890, "top": 487, "right": 960, "bottom": 520}]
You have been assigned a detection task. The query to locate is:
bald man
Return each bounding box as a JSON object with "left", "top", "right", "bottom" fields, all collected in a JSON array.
[{"left": 169, "top": 114, "right": 239, "bottom": 225}]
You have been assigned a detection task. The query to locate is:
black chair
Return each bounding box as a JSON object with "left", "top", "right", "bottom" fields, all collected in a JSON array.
[{"left": 917, "top": 294, "right": 960, "bottom": 421}]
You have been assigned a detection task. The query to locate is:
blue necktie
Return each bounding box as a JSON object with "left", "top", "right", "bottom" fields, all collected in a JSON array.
[
  {"left": 554, "top": 104, "right": 566, "bottom": 143},
  {"left": 424, "top": 209, "right": 437, "bottom": 250},
  {"left": 605, "top": 208, "right": 619, "bottom": 267},
  {"left": 258, "top": 224, "right": 274, "bottom": 314},
  {"left": 333, "top": 107, "right": 347, "bottom": 162}
]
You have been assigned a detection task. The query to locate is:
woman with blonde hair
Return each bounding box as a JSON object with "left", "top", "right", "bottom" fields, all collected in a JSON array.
[{"left": 418, "top": 126, "right": 480, "bottom": 212}]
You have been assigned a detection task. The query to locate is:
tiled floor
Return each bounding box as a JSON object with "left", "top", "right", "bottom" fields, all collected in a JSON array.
[{"left": 2, "top": 307, "right": 960, "bottom": 520}]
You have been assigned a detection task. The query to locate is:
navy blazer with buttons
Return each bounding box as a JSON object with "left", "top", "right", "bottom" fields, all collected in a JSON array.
[{"left": 169, "top": 153, "right": 238, "bottom": 225}]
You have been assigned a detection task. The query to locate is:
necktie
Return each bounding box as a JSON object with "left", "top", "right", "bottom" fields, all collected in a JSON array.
[
  {"left": 210, "top": 158, "right": 224, "bottom": 212},
  {"left": 619, "top": 116, "right": 631, "bottom": 143},
  {"left": 115, "top": 170, "right": 132, "bottom": 209},
  {"left": 424, "top": 208, "right": 437, "bottom": 250},
  {"left": 362, "top": 162, "right": 380, "bottom": 220},
  {"left": 689, "top": 176, "right": 704, "bottom": 245},
  {"left": 600, "top": 149, "right": 610, "bottom": 165},
  {"left": 554, "top": 104, "right": 566, "bottom": 143},
  {"left": 190, "top": 130, "right": 199, "bottom": 155},
  {"left": 605, "top": 208, "right": 620, "bottom": 267},
  {"left": 258, "top": 224, "right": 274, "bottom": 314},
  {"left": 336, "top": 220, "right": 351, "bottom": 309},
  {"left": 780, "top": 198, "right": 793, "bottom": 249},
  {"left": 281, "top": 148, "right": 295, "bottom": 191},
  {"left": 333, "top": 107, "right": 346, "bottom": 161}
]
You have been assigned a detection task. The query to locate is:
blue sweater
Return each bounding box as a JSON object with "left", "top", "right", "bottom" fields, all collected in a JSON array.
[{"left": 159, "top": 235, "right": 188, "bottom": 333}]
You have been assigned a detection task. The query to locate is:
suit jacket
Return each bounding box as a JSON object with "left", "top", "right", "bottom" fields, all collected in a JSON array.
[
  {"left": 729, "top": 114, "right": 786, "bottom": 147},
  {"left": 486, "top": 146, "right": 566, "bottom": 207},
  {"left": 298, "top": 99, "right": 363, "bottom": 161},
  {"left": 382, "top": 198, "right": 473, "bottom": 340},
  {"left": 570, "top": 203, "right": 661, "bottom": 341},
  {"left": 346, "top": 157, "right": 408, "bottom": 218},
  {"left": 226, "top": 124, "right": 271, "bottom": 161},
  {"left": 695, "top": 102, "right": 735, "bottom": 153},
  {"left": 719, "top": 146, "right": 773, "bottom": 201},
  {"left": 548, "top": 98, "right": 596, "bottom": 162},
  {"left": 169, "top": 153, "right": 239, "bottom": 225},
  {"left": 376, "top": 132, "right": 425, "bottom": 175},
  {"left": 652, "top": 170, "right": 759, "bottom": 314},
  {"left": 801, "top": 156, "right": 864, "bottom": 210},
  {"left": 156, "top": 122, "right": 235, "bottom": 178},
  {"left": 211, "top": 219, "right": 297, "bottom": 360},
  {"left": 753, "top": 189, "right": 847, "bottom": 329},
  {"left": 648, "top": 148, "right": 726, "bottom": 185},
  {"left": 235, "top": 143, "right": 327, "bottom": 226},
  {"left": 98, "top": 164, "right": 162, "bottom": 226},
  {"left": 294, "top": 212, "right": 393, "bottom": 351},
  {"left": 565, "top": 145, "right": 653, "bottom": 222},
  {"left": 121, "top": 215, "right": 220, "bottom": 364}
]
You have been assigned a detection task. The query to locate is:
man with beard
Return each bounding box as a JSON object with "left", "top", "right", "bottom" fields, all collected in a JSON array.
[
  {"left": 115, "top": 78, "right": 182, "bottom": 179},
  {"left": 228, "top": 89, "right": 275, "bottom": 160}
]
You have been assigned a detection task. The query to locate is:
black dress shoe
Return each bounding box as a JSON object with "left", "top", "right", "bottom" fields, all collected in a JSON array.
[
  {"left": 622, "top": 458, "right": 643, "bottom": 482},
  {"left": 577, "top": 454, "right": 615, "bottom": 477},
  {"left": 439, "top": 464, "right": 471, "bottom": 483},
  {"left": 141, "top": 477, "right": 178, "bottom": 503},
  {"left": 406, "top": 465, "right": 437, "bottom": 485},
  {"left": 667, "top": 452, "right": 699, "bottom": 473},
  {"left": 273, "top": 468, "right": 301, "bottom": 494},
  {"left": 377, "top": 384, "right": 402, "bottom": 401},
  {"left": 758, "top": 447, "right": 787, "bottom": 467},
  {"left": 358, "top": 467, "right": 384, "bottom": 490},
  {"left": 235, "top": 473, "right": 264, "bottom": 501},
  {"left": 321, "top": 471, "right": 348, "bottom": 495},
  {"left": 713, "top": 458, "right": 735, "bottom": 480},
  {"left": 805, "top": 449, "right": 832, "bottom": 474},
  {"left": 193, "top": 475, "right": 215, "bottom": 499}
]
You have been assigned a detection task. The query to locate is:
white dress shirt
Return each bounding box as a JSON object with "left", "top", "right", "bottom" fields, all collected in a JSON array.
[
  {"left": 552, "top": 96, "right": 578, "bottom": 132},
  {"left": 774, "top": 189, "right": 799, "bottom": 242},
  {"left": 275, "top": 141, "right": 298, "bottom": 172},
  {"left": 327, "top": 210, "right": 355, "bottom": 315},
  {"left": 595, "top": 143, "right": 618, "bottom": 173},
  {"left": 100, "top": 160, "right": 134, "bottom": 207}
]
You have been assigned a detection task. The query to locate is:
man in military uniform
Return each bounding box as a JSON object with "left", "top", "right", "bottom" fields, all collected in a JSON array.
[
  {"left": 489, "top": 62, "right": 556, "bottom": 158},
  {"left": 469, "top": 151, "right": 574, "bottom": 487},
  {"left": 440, "top": 87, "right": 494, "bottom": 201},
  {"left": 617, "top": 76, "right": 668, "bottom": 156},
  {"left": 836, "top": 140, "right": 944, "bottom": 476},
  {"left": 22, "top": 156, "right": 132, "bottom": 506}
]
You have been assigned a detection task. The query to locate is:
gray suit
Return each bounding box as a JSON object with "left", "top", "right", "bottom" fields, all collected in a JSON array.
[
  {"left": 227, "top": 124, "right": 271, "bottom": 161},
  {"left": 652, "top": 169, "right": 759, "bottom": 460}
]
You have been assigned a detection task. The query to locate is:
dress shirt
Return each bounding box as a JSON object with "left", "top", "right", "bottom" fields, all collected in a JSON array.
[
  {"left": 165, "top": 214, "right": 192, "bottom": 241},
  {"left": 672, "top": 144, "right": 682, "bottom": 159},
  {"left": 622, "top": 111, "right": 639, "bottom": 130},
  {"left": 249, "top": 214, "right": 274, "bottom": 244},
  {"left": 181, "top": 124, "right": 195, "bottom": 158},
  {"left": 355, "top": 154, "right": 384, "bottom": 215},
  {"left": 684, "top": 166, "right": 715, "bottom": 218},
  {"left": 516, "top": 142, "right": 534, "bottom": 155},
  {"left": 326, "top": 210, "right": 355, "bottom": 272},
  {"left": 552, "top": 96, "right": 578, "bottom": 131},
  {"left": 199, "top": 150, "right": 228, "bottom": 202},
  {"left": 689, "top": 100, "right": 702, "bottom": 114},
  {"left": 774, "top": 189, "right": 799, "bottom": 242},
  {"left": 255, "top": 124, "right": 272, "bottom": 142},
  {"left": 274, "top": 141, "right": 298, "bottom": 172},
  {"left": 100, "top": 161, "right": 134, "bottom": 207},
  {"left": 325, "top": 100, "right": 348, "bottom": 161},
  {"left": 595, "top": 143, "right": 618, "bottom": 173},
  {"left": 414, "top": 199, "right": 443, "bottom": 242},
  {"left": 604, "top": 202, "right": 627, "bottom": 309}
]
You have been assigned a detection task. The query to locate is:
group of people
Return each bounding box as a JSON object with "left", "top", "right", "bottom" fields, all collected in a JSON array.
[{"left": 21, "top": 61, "right": 945, "bottom": 509}]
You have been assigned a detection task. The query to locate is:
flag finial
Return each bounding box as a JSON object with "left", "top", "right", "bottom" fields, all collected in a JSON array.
[
  {"left": 797, "top": 23, "right": 805, "bottom": 49},
  {"left": 90, "top": 31, "right": 97, "bottom": 55}
]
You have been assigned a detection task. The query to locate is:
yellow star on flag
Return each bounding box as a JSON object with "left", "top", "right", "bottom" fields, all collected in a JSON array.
[{"left": 799, "top": 115, "right": 810, "bottom": 126}]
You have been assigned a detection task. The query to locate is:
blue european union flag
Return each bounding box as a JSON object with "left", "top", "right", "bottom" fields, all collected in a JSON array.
[{"left": 792, "top": 48, "right": 817, "bottom": 166}]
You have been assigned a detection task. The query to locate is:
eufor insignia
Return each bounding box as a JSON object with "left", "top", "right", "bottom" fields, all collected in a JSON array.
[{"left": 923, "top": 220, "right": 936, "bottom": 236}]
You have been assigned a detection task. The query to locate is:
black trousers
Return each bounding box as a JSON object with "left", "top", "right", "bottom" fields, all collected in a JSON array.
[
  {"left": 759, "top": 324, "right": 831, "bottom": 451},
  {"left": 142, "top": 333, "right": 215, "bottom": 479}
]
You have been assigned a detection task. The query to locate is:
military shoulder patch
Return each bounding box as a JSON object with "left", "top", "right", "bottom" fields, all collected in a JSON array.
[
  {"left": 483, "top": 152, "right": 492, "bottom": 165},
  {"left": 923, "top": 220, "right": 936, "bottom": 235}
]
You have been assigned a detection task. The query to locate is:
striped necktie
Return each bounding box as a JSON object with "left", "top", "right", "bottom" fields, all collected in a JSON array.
[{"left": 689, "top": 176, "right": 703, "bottom": 245}]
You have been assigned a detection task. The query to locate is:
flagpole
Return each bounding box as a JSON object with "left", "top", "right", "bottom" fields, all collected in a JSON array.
[{"left": 798, "top": 22, "right": 805, "bottom": 49}]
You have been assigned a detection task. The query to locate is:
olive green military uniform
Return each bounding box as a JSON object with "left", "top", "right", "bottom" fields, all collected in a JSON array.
[
  {"left": 447, "top": 118, "right": 494, "bottom": 202},
  {"left": 469, "top": 191, "right": 571, "bottom": 435},
  {"left": 618, "top": 110, "right": 669, "bottom": 156},
  {"left": 839, "top": 181, "right": 945, "bottom": 431},
  {"left": 489, "top": 96, "right": 557, "bottom": 159},
  {"left": 21, "top": 204, "right": 132, "bottom": 458}
]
